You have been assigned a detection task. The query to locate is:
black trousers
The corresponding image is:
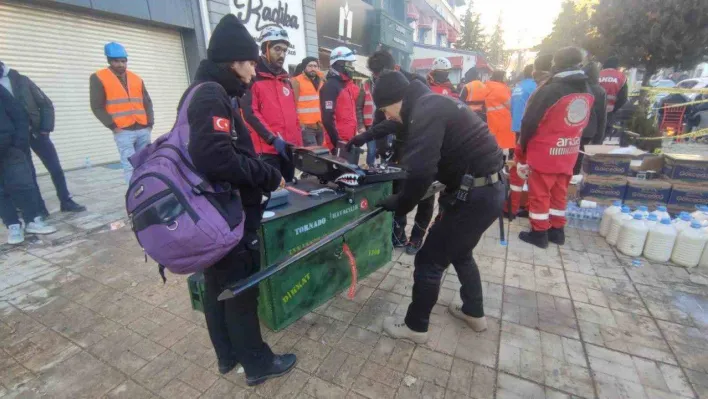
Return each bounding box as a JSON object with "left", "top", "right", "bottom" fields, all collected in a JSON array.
[
  {"left": 394, "top": 195, "right": 436, "bottom": 244},
  {"left": 405, "top": 182, "right": 505, "bottom": 332},
  {"left": 0, "top": 148, "right": 41, "bottom": 226},
  {"left": 261, "top": 154, "right": 295, "bottom": 183},
  {"left": 203, "top": 231, "right": 274, "bottom": 375},
  {"left": 28, "top": 133, "right": 72, "bottom": 210}
]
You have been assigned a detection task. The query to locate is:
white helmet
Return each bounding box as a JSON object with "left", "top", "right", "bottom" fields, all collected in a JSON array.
[
  {"left": 330, "top": 46, "right": 356, "bottom": 66},
  {"left": 259, "top": 26, "right": 290, "bottom": 45},
  {"left": 431, "top": 57, "right": 452, "bottom": 71}
]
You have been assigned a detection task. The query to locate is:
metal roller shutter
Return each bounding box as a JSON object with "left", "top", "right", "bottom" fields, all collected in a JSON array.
[{"left": 0, "top": 2, "right": 189, "bottom": 173}]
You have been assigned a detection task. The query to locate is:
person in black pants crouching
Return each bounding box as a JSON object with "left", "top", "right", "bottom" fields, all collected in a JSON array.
[
  {"left": 181, "top": 14, "right": 295, "bottom": 386},
  {"left": 374, "top": 71, "right": 505, "bottom": 343}
]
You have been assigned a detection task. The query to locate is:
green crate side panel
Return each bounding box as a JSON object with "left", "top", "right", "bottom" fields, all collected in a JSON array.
[
  {"left": 258, "top": 211, "right": 392, "bottom": 331},
  {"left": 261, "top": 182, "right": 392, "bottom": 267},
  {"left": 187, "top": 272, "right": 205, "bottom": 313}
]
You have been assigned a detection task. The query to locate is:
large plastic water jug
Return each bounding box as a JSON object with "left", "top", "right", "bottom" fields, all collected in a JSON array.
[
  {"left": 607, "top": 206, "right": 632, "bottom": 246},
  {"left": 691, "top": 205, "right": 708, "bottom": 226},
  {"left": 600, "top": 200, "right": 623, "bottom": 237},
  {"left": 645, "top": 214, "right": 658, "bottom": 229},
  {"left": 633, "top": 206, "right": 649, "bottom": 219},
  {"left": 673, "top": 213, "right": 693, "bottom": 234},
  {"left": 671, "top": 221, "right": 708, "bottom": 268},
  {"left": 650, "top": 206, "right": 670, "bottom": 222},
  {"left": 699, "top": 234, "right": 708, "bottom": 269},
  {"left": 644, "top": 218, "right": 677, "bottom": 262},
  {"left": 617, "top": 214, "right": 649, "bottom": 257}
]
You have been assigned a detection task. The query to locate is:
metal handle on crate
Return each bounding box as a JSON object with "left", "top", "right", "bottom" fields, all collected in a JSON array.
[{"left": 217, "top": 207, "right": 386, "bottom": 301}]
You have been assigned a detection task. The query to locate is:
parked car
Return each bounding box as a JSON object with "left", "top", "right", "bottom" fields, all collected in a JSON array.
[
  {"left": 650, "top": 79, "right": 677, "bottom": 110},
  {"left": 676, "top": 77, "right": 708, "bottom": 100}
]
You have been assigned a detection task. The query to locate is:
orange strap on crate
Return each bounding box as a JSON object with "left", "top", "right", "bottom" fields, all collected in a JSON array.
[{"left": 342, "top": 242, "right": 358, "bottom": 299}]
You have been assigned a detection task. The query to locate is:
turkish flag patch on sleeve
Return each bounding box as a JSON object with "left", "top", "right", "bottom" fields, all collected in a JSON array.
[{"left": 212, "top": 116, "right": 231, "bottom": 133}]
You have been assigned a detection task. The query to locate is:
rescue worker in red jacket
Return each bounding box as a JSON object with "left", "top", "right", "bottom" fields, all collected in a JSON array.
[
  {"left": 242, "top": 27, "right": 303, "bottom": 182},
  {"left": 598, "top": 56, "right": 628, "bottom": 140},
  {"left": 516, "top": 47, "right": 595, "bottom": 249},
  {"left": 319, "top": 46, "right": 360, "bottom": 150},
  {"left": 427, "top": 57, "right": 458, "bottom": 98}
]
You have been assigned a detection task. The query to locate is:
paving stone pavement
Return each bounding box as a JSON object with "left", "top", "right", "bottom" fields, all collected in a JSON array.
[{"left": 2, "top": 167, "right": 708, "bottom": 398}]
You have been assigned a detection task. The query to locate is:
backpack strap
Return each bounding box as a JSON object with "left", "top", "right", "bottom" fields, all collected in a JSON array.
[{"left": 175, "top": 83, "right": 207, "bottom": 127}]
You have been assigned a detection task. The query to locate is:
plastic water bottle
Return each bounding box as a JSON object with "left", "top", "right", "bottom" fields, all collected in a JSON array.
[
  {"left": 673, "top": 213, "right": 693, "bottom": 234},
  {"left": 644, "top": 217, "right": 678, "bottom": 263},
  {"left": 588, "top": 207, "right": 603, "bottom": 232},
  {"left": 650, "top": 206, "right": 670, "bottom": 222},
  {"left": 607, "top": 206, "right": 632, "bottom": 246},
  {"left": 645, "top": 214, "right": 659, "bottom": 229},
  {"left": 85, "top": 156, "right": 92, "bottom": 169},
  {"left": 600, "top": 201, "right": 623, "bottom": 237},
  {"left": 566, "top": 202, "right": 578, "bottom": 229},
  {"left": 617, "top": 214, "right": 649, "bottom": 257},
  {"left": 691, "top": 205, "right": 708, "bottom": 226},
  {"left": 671, "top": 221, "right": 708, "bottom": 268},
  {"left": 633, "top": 206, "right": 649, "bottom": 219}
]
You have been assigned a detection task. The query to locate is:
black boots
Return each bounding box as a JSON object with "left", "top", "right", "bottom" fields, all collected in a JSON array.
[
  {"left": 218, "top": 359, "right": 237, "bottom": 375},
  {"left": 548, "top": 227, "right": 565, "bottom": 245},
  {"left": 246, "top": 354, "right": 297, "bottom": 386},
  {"left": 405, "top": 238, "right": 423, "bottom": 255},
  {"left": 61, "top": 199, "right": 87, "bottom": 213},
  {"left": 519, "top": 230, "right": 549, "bottom": 249}
]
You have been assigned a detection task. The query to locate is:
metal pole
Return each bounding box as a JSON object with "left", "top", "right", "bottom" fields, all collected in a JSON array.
[{"left": 218, "top": 207, "right": 385, "bottom": 301}]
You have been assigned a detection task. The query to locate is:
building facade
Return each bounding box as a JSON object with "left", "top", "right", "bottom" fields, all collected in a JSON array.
[{"left": 0, "top": 0, "right": 205, "bottom": 171}]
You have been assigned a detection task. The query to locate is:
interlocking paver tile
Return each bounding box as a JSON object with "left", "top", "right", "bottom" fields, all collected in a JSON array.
[
  {"left": 476, "top": 254, "right": 506, "bottom": 284},
  {"left": 505, "top": 262, "right": 570, "bottom": 298},
  {"left": 159, "top": 379, "right": 201, "bottom": 399},
  {"left": 5, "top": 328, "right": 82, "bottom": 373},
  {"left": 273, "top": 368, "right": 311, "bottom": 399},
  {"left": 369, "top": 336, "right": 415, "bottom": 372},
  {"left": 496, "top": 372, "right": 573, "bottom": 399},
  {"left": 176, "top": 362, "right": 219, "bottom": 393},
  {"left": 586, "top": 344, "right": 695, "bottom": 399},
  {"left": 303, "top": 376, "right": 347, "bottom": 398},
  {"left": 568, "top": 274, "right": 649, "bottom": 316},
  {"left": 636, "top": 284, "right": 708, "bottom": 328},
  {"left": 453, "top": 316, "right": 500, "bottom": 368},
  {"left": 576, "top": 303, "right": 677, "bottom": 364},
  {"left": 685, "top": 369, "right": 708, "bottom": 398},
  {"left": 106, "top": 380, "right": 158, "bottom": 399},
  {"left": 132, "top": 350, "right": 191, "bottom": 392},
  {"left": 0, "top": 356, "right": 35, "bottom": 390},
  {"left": 503, "top": 286, "right": 580, "bottom": 339},
  {"left": 169, "top": 328, "right": 216, "bottom": 369},
  {"left": 657, "top": 320, "right": 708, "bottom": 373},
  {"left": 89, "top": 328, "right": 166, "bottom": 375},
  {"left": 499, "top": 321, "right": 594, "bottom": 397}
]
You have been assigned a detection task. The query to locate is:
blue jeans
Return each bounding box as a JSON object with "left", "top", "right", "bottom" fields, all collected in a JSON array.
[
  {"left": 114, "top": 128, "right": 151, "bottom": 183},
  {"left": 366, "top": 140, "right": 376, "bottom": 166},
  {"left": 0, "top": 148, "right": 41, "bottom": 226}
]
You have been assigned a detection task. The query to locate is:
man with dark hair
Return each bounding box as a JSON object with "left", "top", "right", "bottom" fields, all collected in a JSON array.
[
  {"left": 348, "top": 50, "right": 434, "bottom": 255},
  {"left": 599, "top": 56, "right": 628, "bottom": 140},
  {"left": 516, "top": 47, "right": 595, "bottom": 248},
  {"left": 372, "top": 71, "right": 504, "bottom": 343},
  {"left": 460, "top": 67, "right": 490, "bottom": 121},
  {"left": 292, "top": 56, "right": 324, "bottom": 146},
  {"left": 533, "top": 54, "right": 554, "bottom": 85},
  {"left": 0, "top": 61, "right": 85, "bottom": 215}
]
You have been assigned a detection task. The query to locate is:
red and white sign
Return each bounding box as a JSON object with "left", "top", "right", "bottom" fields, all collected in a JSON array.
[
  {"left": 360, "top": 198, "right": 369, "bottom": 210},
  {"left": 213, "top": 117, "right": 231, "bottom": 133}
]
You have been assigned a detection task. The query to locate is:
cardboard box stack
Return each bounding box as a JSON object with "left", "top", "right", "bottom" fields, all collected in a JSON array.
[
  {"left": 663, "top": 154, "right": 708, "bottom": 214},
  {"left": 579, "top": 145, "right": 644, "bottom": 205}
]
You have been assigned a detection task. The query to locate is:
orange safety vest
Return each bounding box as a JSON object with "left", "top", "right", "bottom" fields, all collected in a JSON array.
[
  {"left": 485, "top": 81, "right": 515, "bottom": 149},
  {"left": 96, "top": 68, "right": 147, "bottom": 129},
  {"left": 464, "top": 80, "right": 489, "bottom": 113},
  {"left": 363, "top": 80, "right": 375, "bottom": 127},
  {"left": 294, "top": 73, "right": 323, "bottom": 125}
]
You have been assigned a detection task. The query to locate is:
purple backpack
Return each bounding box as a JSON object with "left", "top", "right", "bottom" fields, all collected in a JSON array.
[{"left": 126, "top": 83, "right": 245, "bottom": 280}]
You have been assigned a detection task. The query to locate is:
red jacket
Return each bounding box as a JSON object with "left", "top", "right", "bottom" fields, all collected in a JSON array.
[
  {"left": 320, "top": 70, "right": 360, "bottom": 148},
  {"left": 429, "top": 81, "right": 459, "bottom": 99},
  {"left": 242, "top": 58, "right": 303, "bottom": 155},
  {"left": 599, "top": 68, "right": 627, "bottom": 113},
  {"left": 517, "top": 71, "right": 594, "bottom": 175}
]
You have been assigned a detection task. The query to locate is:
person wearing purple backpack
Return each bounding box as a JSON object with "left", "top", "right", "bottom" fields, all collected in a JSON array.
[{"left": 179, "top": 14, "right": 294, "bottom": 385}]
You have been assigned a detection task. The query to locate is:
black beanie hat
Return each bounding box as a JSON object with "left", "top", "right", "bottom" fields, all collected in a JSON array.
[
  {"left": 553, "top": 47, "right": 584, "bottom": 71},
  {"left": 301, "top": 56, "right": 319, "bottom": 67},
  {"left": 208, "top": 14, "right": 259, "bottom": 63},
  {"left": 373, "top": 71, "right": 410, "bottom": 108}
]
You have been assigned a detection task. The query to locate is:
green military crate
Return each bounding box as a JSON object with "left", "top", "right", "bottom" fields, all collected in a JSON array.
[{"left": 186, "top": 180, "right": 393, "bottom": 332}]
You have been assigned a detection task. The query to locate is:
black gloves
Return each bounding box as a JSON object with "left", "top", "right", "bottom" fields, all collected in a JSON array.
[
  {"left": 345, "top": 134, "right": 368, "bottom": 152},
  {"left": 377, "top": 194, "right": 399, "bottom": 212}
]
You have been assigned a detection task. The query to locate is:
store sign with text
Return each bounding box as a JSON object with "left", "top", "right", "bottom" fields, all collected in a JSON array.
[
  {"left": 230, "top": 0, "right": 307, "bottom": 59},
  {"left": 316, "top": 0, "right": 375, "bottom": 56}
]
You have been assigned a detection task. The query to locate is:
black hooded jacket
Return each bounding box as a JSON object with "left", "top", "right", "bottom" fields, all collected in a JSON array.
[
  {"left": 520, "top": 70, "right": 594, "bottom": 151},
  {"left": 391, "top": 81, "right": 503, "bottom": 215},
  {"left": 179, "top": 59, "right": 282, "bottom": 230},
  {"left": 582, "top": 64, "right": 608, "bottom": 143}
]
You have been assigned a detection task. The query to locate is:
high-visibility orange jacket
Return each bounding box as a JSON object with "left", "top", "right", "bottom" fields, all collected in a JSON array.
[
  {"left": 293, "top": 73, "right": 323, "bottom": 125},
  {"left": 95, "top": 68, "right": 148, "bottom": 129},
  {"left": 462, "top": 80, "right": 489, "bottom": 113},
  {"left": 485, "top": 81, "right": 515, "bottom": 149}
]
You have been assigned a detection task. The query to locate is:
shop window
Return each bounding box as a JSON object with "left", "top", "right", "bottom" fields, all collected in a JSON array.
[{"left": 418, "top": 29, "right": 428, "bottom": 43}]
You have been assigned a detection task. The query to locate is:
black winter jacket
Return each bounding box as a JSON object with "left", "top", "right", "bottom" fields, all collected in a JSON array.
[
  {"left": 390, "top": 81, "right": 503, "bottom": 216},
  {"left": 0, "top": 85, "right": 29, "bottom": 158},
  {"left": 7, "top": 70, "right": 54, "bottom": 133},
  {"left": 179, "top": 60, "right": 282, "bottom": 231}
]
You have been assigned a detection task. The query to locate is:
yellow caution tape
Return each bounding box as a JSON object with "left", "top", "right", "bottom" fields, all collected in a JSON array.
[
  {"left": 652, "top": 98, "right": 708, "bottom": 109},
  {"left": 616, "top": 126, "right": 708, "bottom": 141},
  {"left": 641, "top": 87, "right": 708, "bottom": 94}
]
